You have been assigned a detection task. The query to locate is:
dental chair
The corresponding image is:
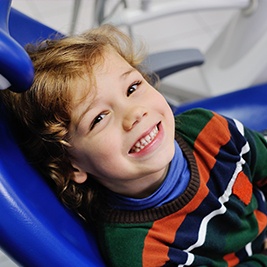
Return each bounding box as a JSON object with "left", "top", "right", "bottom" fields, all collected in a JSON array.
[
  {"left": 1, "top": 0, "right": 267, "bottom": 266},
  {"left": 0, "top": 1, "right": 107, "bottom": 266}
]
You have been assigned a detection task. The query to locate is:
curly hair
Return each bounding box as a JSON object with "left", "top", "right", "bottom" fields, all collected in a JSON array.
[{"left": 1, "top": 24, "right": 155, "bottom": 222}]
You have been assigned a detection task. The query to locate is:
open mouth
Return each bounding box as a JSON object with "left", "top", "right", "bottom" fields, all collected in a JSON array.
[{"left": 129, "top": 123, "right": 159, "bottom": 154}]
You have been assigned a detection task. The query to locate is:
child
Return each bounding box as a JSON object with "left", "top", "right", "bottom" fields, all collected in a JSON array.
[{"left": 1, "top": 24, "right": 267, "bottom": 267}]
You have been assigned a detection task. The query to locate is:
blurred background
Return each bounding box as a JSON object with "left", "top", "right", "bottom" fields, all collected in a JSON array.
[
  {"left": 1, "top": 0, "right": 264, "bottom": 265},
  {"left": 10, "top": 1, "right": 239, "bottom": 104}
]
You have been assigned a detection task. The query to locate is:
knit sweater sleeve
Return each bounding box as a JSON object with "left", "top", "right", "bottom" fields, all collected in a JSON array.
[{"left": 243, "top": 124, "right": 267, "bottom": 193}]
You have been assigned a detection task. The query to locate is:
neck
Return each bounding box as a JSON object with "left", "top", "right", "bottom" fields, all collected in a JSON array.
[{"left": 111, "top": 165, "right": 170, "bottom": 199}]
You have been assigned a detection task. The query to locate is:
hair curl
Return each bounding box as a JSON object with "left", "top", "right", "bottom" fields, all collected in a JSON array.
[{"left": 0, "top": 24, "right": 156, "bottom": 222}]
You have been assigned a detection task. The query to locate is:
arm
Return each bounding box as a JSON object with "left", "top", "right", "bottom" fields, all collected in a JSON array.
[{"left": 243, "top": 126, "right": 267, "bottom": 195}]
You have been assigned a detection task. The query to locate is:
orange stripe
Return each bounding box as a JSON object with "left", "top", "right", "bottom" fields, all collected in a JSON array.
[
  {"left": 142, "top": 113, "right": 231, "bottom": 266},
  {"left": 254, "top": 209, "right": 267, "bottom": 235},
  {"left": 223, "top": 253, "right": 240, "bottom": 266},
  {"left": 193, "top": 112, "right": 231, "bottom": 182},
  {"left": 232, "top": 171, "right": 252, "bottom": 205}
]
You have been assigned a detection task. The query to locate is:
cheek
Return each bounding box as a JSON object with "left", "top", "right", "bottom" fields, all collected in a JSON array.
[
  {"left": 151, "top": 89, "right": 169, "bottom": 106},
  {"left": 78, "top": 144, "right": 123, "bottom": 180},
  {"left": 153, "top": 91, "right": 175, "bottom": 136},
  {"left": 74, "top": 132, "right": 123, "bottom": 167},
  {"left": 153, "top": 91, "right": 174, "bottom": 119}
]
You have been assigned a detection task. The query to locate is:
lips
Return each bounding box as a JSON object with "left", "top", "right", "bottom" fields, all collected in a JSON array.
[{"left": 129, "top": 124, "right": 159, "bottom": 153}]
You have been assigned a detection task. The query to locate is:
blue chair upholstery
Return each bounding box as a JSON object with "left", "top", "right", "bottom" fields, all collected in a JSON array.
[
  {"left": 0, "top": 0, "right": 267, "bottom": 266},
  {"left": 175, "top": 83, "right": 267, "bottom": 132},
  {"left": 0, "top": 107, "right": 106, "bottom": 267}
]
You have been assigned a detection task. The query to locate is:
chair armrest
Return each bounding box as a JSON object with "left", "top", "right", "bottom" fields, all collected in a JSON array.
[
  {"left": 145, "top": 48, "right": 205, "bottom": 79},
  {"left": 175, "top": 83, "right": 267, "bottom": 132}
]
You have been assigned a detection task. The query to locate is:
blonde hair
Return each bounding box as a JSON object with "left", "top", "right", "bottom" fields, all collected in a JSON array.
[{"left": 1, "top": 24, "right": 153, "bottom": 222}]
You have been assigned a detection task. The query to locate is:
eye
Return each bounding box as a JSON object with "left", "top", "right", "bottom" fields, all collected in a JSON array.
[
  {"left": 90, "top": 113, "right": 106, "bottom": 130},
  {"left": 127, "top": 81, "right": 141, "bottom": 97}
]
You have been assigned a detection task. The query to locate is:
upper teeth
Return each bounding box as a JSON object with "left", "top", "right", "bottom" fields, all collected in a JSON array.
[{"left": 130, "top": 126, "right": 159, "bottom": 153}]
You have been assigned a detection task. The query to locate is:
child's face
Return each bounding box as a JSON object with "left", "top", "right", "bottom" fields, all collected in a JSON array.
[{"left": 68, "top": 48, "right": 175, "bottom": 198}]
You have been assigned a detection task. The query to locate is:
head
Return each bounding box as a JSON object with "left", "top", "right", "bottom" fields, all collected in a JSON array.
[{"left": 1, "top": 25, "right": 175, "bottom": 221}]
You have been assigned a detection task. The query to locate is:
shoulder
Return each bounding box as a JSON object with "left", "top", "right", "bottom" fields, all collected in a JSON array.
[
  {"left": 175, "top": 108, "right": 229, "bottom": 136},
  {"left": 175, "top": 108, "right": 245, "bottom": 150},
  {"left": 175, "top": 108, "right": 227, "bottom": 127}
]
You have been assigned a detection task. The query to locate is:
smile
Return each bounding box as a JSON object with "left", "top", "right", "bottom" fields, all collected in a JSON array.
[{"left": 129, "top": 125, "right": 159, "bottom": 153}]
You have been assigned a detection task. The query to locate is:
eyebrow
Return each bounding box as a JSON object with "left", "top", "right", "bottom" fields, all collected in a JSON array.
[{"left": 120, "top": 67, "right": 135, "bottom": 79}]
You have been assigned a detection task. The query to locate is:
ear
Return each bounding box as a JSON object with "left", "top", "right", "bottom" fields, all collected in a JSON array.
[{"left": 71, "top": 164, "right": 88, "bottom": 184}]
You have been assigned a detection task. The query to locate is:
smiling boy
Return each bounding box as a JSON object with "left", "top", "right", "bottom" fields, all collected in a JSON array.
[
  {"left": 1, "top": 25, "right": 267, "bottom": 266},
  {"left": 68, "top": 47, "right": 175, "bottom": 198}
]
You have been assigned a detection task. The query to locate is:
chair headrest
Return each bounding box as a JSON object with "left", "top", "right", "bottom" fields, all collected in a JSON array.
[{"left": 0, "top": 0, "right": 34, "bottom": 92}]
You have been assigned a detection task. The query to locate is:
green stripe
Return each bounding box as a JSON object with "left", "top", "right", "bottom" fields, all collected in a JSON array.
[{"left": 98, "top": 222, "right": 153, "bottom": 267}]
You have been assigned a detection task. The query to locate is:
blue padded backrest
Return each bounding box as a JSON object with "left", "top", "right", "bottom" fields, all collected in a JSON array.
[{"left": 9, "top": 8, "right": 63, "bottom": 47}]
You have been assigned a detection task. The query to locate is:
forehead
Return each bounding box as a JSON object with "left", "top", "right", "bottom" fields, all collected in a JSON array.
[
  {"left": 93, "top": 48, "right": 131, "bottom": 78},
  {"left": 73, "top": 48, "right": 132, "bottom": 97}
]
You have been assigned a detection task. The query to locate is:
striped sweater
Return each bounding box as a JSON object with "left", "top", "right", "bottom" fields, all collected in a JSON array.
[{"left": 96, "top": 108, "right": 267, "bottom": 267}]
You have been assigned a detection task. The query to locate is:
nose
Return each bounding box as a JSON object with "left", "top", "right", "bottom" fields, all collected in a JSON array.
[{"left": 122, "top": 106, "right": 147, "bottom": 131}]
